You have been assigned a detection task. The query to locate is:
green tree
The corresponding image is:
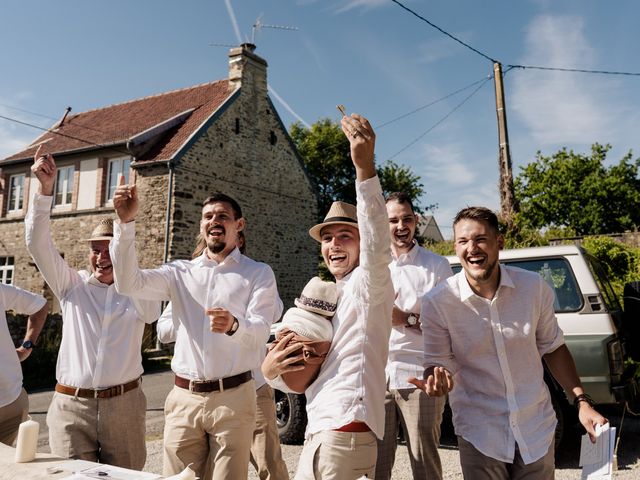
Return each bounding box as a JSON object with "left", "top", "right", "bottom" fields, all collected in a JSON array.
[
  {"left": 290, "top": 119, "right": 428, "bottom": 219},
  {"left": 514, "top": 144, "right": 640, "bottom": 236}
]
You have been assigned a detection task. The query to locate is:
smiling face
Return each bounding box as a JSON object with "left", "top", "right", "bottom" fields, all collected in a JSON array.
[
  {"left": 89, "top": 240, "right": 113, "bottom": 285},
  {"left": 454, "top": 218, "right": 503, "bottom": 297},
  {"left": 320, "top": 224, "right": 360, "bottom": 280},
  {"left": 386, "top": 199, "right": 418, "bottom": 256},
  {"left": 200, "top": 201, "right": 245, "bottom": 261}
]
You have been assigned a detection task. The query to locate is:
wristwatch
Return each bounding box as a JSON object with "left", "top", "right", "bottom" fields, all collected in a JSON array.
[
  {"left": 226, "top": 317, "right": 239, "bottom": 336},
  {"left": 21, "top": 340, "right": 35, "bottom": 350},
  {"left": 406, "top": 313, "right": 419, "bottom": 327}
]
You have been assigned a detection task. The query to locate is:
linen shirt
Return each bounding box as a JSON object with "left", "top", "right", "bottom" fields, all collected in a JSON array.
[
  {"left": 25, "top": 193, "right": 160, "bottom": 389},
  {"left": 304, "top": 176, "right": 394, "bottom": 440},
  {"left": 387, "top": 244, "right": 452, "bottom": 389},
  {"left": 422, "top": 265, "right": 565, "bottom": 464},
  {"left": 111, "top": 222, "right": 281, "bottom": 381},
  {"left": 0, "top": 284, "right": 46, "bottom": 407}
]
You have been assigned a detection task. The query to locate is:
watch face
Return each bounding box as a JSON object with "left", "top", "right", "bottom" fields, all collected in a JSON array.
[
  {"left": 22, "top": 340, "right": 34, "bottom": 349},
  {"left": 407, "top": 314, "right": 418, "bottom": 326}
]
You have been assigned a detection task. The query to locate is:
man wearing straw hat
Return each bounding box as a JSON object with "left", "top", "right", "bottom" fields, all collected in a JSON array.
[
  {"left": 263, "top": 111, "right": 394, "bottom": 480},
  {"left": 26, "top": 146, "right": 161, "bottom": 469}
]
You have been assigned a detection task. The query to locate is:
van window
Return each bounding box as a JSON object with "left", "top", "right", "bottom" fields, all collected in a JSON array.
[
  {"left": 449, "top": 258, "right": 583, "bottom": 312},
  {"left": 584, "top": 253, "right": 622, "bottom": 312}
]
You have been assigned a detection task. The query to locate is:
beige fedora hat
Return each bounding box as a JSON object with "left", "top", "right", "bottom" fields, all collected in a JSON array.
[
  {"left": 294, "top": 276, "right": 338, "bottom": 317},
  {"left": 82, "top": 218, "right": 114, "bottom": 242},
  {"left": 309, "top": 201, "right": 358, "bottom": 242}
]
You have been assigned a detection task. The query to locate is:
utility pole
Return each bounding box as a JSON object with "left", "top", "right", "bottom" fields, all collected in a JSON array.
[{"left": 493, "top": 62, "right": 519, "bottom": 232}]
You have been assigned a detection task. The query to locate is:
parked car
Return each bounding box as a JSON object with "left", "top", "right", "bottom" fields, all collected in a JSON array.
[{"left": 271, "top": 244, "right": 639, "bottom": 446}]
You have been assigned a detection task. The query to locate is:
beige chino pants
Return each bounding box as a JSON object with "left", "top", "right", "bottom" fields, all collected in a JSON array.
[
  {"left": 163, "top": 379, "right": 256, "bottom": 480},
  {"left": 46, "top": 385, "right": 147, "bottom": 469},
  {"left": 250, "top": 384, "right": 289, "bottom": 480},
  {"left": 0, "top": 388, "right": 28, "bottom": 446}
]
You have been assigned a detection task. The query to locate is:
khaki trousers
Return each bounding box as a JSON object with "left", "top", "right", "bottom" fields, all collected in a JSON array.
[
  {"left": 250, "top": 384, "right": 289, "bottom": 480},
  {"left": 295, "top": 430, "right": 377, "bottom": 480},
  {"left": 457, "top": 436, "right": 555, "bottom": 480},
  {"left": 163, "top": 380, "right": 256, "bottom": 480},
  {"left": 0, "top": 388, "right": 28, "bottom": 446},
  {"left": 46, "top": 385, "right": 147, "bottom": 469},
  {"left": 375, "top": 387, "right": 445, "bottom": 480}
]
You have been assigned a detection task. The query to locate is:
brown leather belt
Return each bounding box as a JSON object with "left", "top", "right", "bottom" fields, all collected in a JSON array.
[
  {"left": 55, "top": 378, "right": 141, "bottom": 399},
  {"left": 174, "top": 371, "right": 253, "bottom": 393},
  {"left": 335, "top": 421, "right": 371, "bottom": 432}
]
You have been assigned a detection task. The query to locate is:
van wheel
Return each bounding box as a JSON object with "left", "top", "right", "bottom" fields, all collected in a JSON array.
[{"left": 274, "top": 389, "right": 307, "bottom": 445}]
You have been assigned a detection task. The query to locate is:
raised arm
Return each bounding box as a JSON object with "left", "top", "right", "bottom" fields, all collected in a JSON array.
[{"left": 26, "top": 148, "right": 81, "bottom": 298}]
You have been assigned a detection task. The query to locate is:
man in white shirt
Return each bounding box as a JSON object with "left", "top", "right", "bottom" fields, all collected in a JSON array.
[
  {"left": 0, "top": 284, "right": 48, "bottom": 445},
  {"left": 110, "top": 181, "right": 282, "bottom": 480},
  {"left": 374, "top": 192, "right": 452, "bottom": 480},
  {"left": 263, "top": 112, "right": 394, "bottom": 480},
  {"left": 410, "top": 206, "right": 607, "bottom": 479},
  {"left": 27, "top": 147, "right": 160, "bottom": 469}
]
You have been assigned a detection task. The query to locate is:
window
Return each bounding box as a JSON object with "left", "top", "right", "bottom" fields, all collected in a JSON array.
[
  {"left": 54, "top": 165, "right": 75, "bottom": 206},
  {"left": 0, "top": 257, "right": 14, "bottom": 284},
  {"left": 107, "top": 158, "right": 131, "bottom": 201},
  {"left": 8, "top": 174, "right": 25, "bottom": 211}
]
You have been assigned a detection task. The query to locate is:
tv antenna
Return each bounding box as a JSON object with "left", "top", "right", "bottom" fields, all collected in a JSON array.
[{"left": 251, "top": 15, "right": 298, "bottom": 44}]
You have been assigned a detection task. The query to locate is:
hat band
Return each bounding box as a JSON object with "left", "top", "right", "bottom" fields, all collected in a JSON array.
[
  {"left": 322, "top": 216, "right": 357, "bottom": 224},
  {"left": 297, "top": 295, "right": 337, "bottom": 313}
]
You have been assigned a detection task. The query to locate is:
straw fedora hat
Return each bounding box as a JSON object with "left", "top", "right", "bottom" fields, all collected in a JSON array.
[
  {"left": 309, "top": 201, "right": 358, "bottom": 242},
  {"left": 294, "top": 276, "right": 338, "bottom": 317},
  {"left": 82, "top": 218, "right": 114, "bottom": 242},
  {"left": 276, "top": 307, "right": 334, "bottom": 342}
]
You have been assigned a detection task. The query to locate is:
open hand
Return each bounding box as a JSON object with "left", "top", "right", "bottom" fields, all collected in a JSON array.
[{"left": 261, "top": 332, "right": 305, "bottom": 380}]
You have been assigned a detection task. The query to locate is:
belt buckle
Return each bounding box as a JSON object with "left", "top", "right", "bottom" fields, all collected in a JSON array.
[
  {"left": 218, "top": 378, "right": 224, "bottom": 393},
  {"left": 94, "top": 389, "right": 99, "bottom": 399},
  {"left": 188, "top": 380, "right": 196, "bottom": 393}
]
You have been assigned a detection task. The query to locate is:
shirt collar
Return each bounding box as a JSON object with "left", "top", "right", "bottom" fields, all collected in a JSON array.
[
  {"left": 195, "top": 247, "right": 242, "bottom": 267},
  {"left": 88, "top": 275, "right": 111, "bottom": 288},
  {"left": 392, "top": 241, "right": 418, "bottom": 264},
  {"left": 457, "top": 263, "right": 515, "bottom": 302}
]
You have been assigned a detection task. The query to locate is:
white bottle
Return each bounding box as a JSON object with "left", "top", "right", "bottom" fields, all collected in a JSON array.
[{"left": 14, "top": 416, "right": 39, "bottom": 463}]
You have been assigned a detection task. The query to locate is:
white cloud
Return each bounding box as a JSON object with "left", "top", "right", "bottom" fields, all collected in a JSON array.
[
  {"left": 419, "top": 143, "right": 476, "bottom": 187},
  {"left": 511, "top": 14, "right": 615, "bottom": 146},
  {"left": 0, "top": 102, "right": 40, "bottom": 159},
  {"left": 335, "top": 0, "right": 390, "bottom": 13},
  {"left": 416, "top": 32, "right": 474, "bottom": 65}
]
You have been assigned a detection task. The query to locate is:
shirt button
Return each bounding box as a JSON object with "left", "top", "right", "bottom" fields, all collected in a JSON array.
[{"left": 358, "top": 397, "right": 363, "bottom": 401}]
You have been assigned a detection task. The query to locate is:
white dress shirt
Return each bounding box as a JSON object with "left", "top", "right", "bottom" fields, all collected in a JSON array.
[
  {"left": 422, "top": 265, "right": 565, "bottom": 464},
  {"left": 25, "top": 193, "right": 160, "bottom": 389},
  {"left": 304, "top": 176, "right": 394, "bottom": 440},
  {"left": 111, "top": 222, "right": 281, "bottom": 381},
  {"left": 387, "top": 244, "right": 452, "bottom": 389},
  {"left": 0, "top": 284, "right": 47, "bottom": 407}
]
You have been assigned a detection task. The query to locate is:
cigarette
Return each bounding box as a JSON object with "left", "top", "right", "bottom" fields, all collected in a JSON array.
[{"left": 336, "top": 104, "right": 346, "bottom": 116}]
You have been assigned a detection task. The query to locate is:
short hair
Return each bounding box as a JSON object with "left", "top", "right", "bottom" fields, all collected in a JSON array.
[
  {"left": 386, "top": 192, "right": 415, "bottom": 213},
  {"left": 453, "top": 206, "right": 500, "bottom": 235},
  {"left": 202, "top": 193, "right": 242, "bottom": 220}
]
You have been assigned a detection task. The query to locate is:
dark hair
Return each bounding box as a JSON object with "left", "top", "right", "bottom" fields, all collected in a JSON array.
[
  {"left": 386, "top": 192, "right": 415, "bottom": 213},
  {"left": 202, "top": 193, "right": 243, "bottom": 220},
  {"left": 453, "top": 206, "right": 500, "bottom": 236}
]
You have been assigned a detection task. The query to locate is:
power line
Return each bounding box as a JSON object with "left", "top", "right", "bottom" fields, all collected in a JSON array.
[
  {"left": 507, "top": 64, "right": 640, "bottom": 76},
  {"left": 384, "top": 76, "right": 492, "bottom": 162},
  {"left": 0, "top": 114, "right": 132, "bottom": 157},
  {"left": 376, "top": 75, "right": 492, "bottom": 129},
  {"left": 390, "top": 0, "right": 497, "bottom": 63}
]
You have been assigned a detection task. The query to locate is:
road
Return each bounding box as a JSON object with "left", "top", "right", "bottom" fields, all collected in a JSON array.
[{"left": 28, "top": 370, "right": 640, "bottom": 479}]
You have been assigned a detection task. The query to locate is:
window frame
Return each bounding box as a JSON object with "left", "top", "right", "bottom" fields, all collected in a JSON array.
[
  {"left": 0, "top": 256, "right": 14, "bottom": 285},
  {"left": 54, "top": 164, "right": 75, "bottom": 207},
  {"left": 8, "top": 174, "right": 25, "bottom": 212},
  {"left": 106, "top": 158, "right": 131, "bottom": 203}
]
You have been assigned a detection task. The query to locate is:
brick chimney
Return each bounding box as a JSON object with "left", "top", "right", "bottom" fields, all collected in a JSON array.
[{"left": 228, "top": 43, "right": 268, "bottom": 97}]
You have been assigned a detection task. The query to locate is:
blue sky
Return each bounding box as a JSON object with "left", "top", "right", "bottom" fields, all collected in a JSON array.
[{"left": 2, "top": 0, "right": 639, "bottom": 238}]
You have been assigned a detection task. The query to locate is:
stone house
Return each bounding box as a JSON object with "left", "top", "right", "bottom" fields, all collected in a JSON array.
[{"left": 0, "top": 44, "right": 318, "bottom": 312}]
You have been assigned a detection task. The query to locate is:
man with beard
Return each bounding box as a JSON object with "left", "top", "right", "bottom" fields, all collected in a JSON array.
[
  {"left": 263, "top": 112, "right": 394, "bottom": 480},
  {"left": 110, "top": 184, "right": 281, "bottom": 480},
  {"left": 410, "top": 206, "right": 607, "bottom": 480},
  {"left": 26, "top": 147, "right": 160, "bottom": 469},
  {"left": 374, "top": 192, "right": 452, "bottom": 480}
]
